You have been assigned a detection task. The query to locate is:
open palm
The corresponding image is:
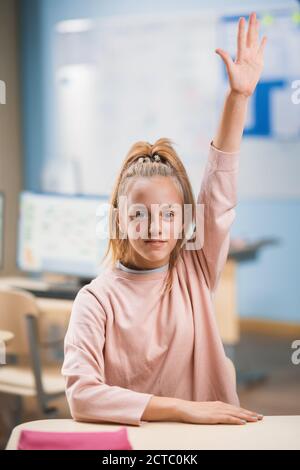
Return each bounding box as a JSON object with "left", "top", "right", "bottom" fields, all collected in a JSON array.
[{"left": 216, "top": 12, "right": 267, "bottom": 98}]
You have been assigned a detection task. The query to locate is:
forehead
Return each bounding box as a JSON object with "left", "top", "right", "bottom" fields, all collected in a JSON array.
[{"left": 126, "top": 176, "right": 183, "bottom": 206}]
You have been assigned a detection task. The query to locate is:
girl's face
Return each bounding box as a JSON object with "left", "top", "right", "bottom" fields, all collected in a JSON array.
[{"left": 119, "top": 175, "right": 184, "bottom": 269}]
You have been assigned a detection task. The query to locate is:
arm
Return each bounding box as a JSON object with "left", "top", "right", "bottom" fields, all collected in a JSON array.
[
  {"left": 187, "top": 142, "right": 239, "bottom": 293},
  {"left": 61, "top": 288, "right": 153, "bottom": 426},
  {"left": 214, "top": 12, "right": 267, "bottom": 152},
  {"left": 182, "top": 13, "right": 267, "bottom": 293},
  {"left": 212, "top": 90, "right": 249, "bottom": 152},
  {"left": 141, "top": 396, "right": 263, "bottom": 425}
]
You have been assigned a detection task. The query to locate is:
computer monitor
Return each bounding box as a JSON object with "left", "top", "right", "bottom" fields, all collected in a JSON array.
[
  {"left": 17, "top": 191, "right": 111, "bottom": 280},
  {"left": 0, "top": 192, "right": 4, "bottom": 269}
]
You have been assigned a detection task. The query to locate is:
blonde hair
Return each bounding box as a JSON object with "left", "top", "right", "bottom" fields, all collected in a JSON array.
[{"left": 101, "top": 137, "right": 196, "bottom": 296}]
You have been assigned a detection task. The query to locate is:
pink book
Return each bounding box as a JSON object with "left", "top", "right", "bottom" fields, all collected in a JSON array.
[{"left": 17, "top": 427, "right": 133, "bottom": 450}]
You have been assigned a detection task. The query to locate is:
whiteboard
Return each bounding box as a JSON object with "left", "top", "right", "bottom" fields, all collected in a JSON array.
[{"left": 48, "top": 8, "right": 300, "bottom": 200}]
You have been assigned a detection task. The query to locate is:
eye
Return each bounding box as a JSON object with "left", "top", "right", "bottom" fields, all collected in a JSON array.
[
  {"left": 130, "top": 210, "right": 147, "bottom": 219},
  {"left": 162, "top": 211, "right": 175, "bottom": 220}
]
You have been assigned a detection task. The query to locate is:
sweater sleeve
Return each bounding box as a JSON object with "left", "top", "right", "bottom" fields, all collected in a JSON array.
[
  {"left": 61, "top": 287, "right": 154, "bottom": 426},
  {"left": 181, "top": 141, "right": 239, "bottom": 294}
]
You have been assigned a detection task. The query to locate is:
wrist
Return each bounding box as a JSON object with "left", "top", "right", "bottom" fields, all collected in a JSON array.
[
  {"left": 172, "top": 398, "right": 187, "bottom": 422},
  {"left": 228, "top": 89, "right": 251, "bottom": 101},
  {"left": 142, "top": 396, "right": 185, "bottom": 422}
]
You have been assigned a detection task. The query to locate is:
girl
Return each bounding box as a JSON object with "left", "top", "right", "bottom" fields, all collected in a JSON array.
[{"left": 62, "top": 13, "right": 267, "bottom": 426}]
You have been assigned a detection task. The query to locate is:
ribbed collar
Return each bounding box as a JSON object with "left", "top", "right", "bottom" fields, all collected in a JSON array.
[{"left": 111, "top": 259, "right": 169, "bottom": 281}]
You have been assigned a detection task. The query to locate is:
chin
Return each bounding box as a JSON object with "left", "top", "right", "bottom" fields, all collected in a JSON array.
[
  {"left": 141, "top": 251, "right": 168, "bottom": 262},
  {"left": 129, "top": 240, "right": 174, "bottom": 262}
]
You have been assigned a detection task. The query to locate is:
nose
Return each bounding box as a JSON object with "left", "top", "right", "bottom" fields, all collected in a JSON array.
[{"left": 148, "top": 211, "right": 162, "bottom": 238}]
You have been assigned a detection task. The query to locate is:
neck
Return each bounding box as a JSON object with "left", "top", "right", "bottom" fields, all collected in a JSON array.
[
  {"left": 121, "top": 253, "right": 170, "bottom": 271},
  {"left": 121, "top": 260, "right": 169, "bottom": 270}
]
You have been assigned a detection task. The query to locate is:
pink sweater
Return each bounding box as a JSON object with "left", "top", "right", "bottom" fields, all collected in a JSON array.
[{"left": 61, "top": 142, "right": 240, "bottom": 426}]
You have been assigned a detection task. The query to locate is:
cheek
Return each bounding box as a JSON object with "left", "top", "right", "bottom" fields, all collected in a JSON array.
[
  {"left": 173, "top": 218, "right": 183, "bottom": 237},
  {"left": 162, "top": 219, "right": 182, "bottom": 239},
  {"left": 127, "top": 219, "right": 148, "bottom": 239}
]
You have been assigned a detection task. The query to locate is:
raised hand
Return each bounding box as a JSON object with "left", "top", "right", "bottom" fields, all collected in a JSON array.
[{"left": 215, "top": 12, "right": 267, "bottom": 98}]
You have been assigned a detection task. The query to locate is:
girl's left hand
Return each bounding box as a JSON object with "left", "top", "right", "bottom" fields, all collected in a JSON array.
[{"left": 215, "top": 12, "right": 267, "bottom": 98}]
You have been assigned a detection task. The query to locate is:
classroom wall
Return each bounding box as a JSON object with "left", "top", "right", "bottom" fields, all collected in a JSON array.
[
  {"left": 19, "top": 0, "right": 300, "bottom": 323},
  {"left": 0, "top": 0, "right": 22, "bottom": 275},
  {"left": 232, "top": 201, "right": 300, "bottom": 322}
]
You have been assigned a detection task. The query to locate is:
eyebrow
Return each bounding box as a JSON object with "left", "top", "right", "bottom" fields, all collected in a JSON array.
[
  {"left": 139, "top": 204, "right": 178, "bottom": 209},
  {"left": 129, "top": 202, "right": 181, "bottom": 212}
]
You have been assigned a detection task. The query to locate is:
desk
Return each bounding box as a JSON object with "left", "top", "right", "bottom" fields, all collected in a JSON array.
[
  {"left": 0, "top": 278, "right": 73, "bottom": 339},
  {"left": 5, "top": 416, "right": 300, "bottom": 450},
  {"left": 0, "top": 277, "right": 73, "bottom": 318}
]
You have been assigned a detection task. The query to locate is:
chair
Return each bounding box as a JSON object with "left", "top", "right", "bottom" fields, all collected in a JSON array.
[{"left": 0, "top": 288, "right": 65, "bottom": 424}]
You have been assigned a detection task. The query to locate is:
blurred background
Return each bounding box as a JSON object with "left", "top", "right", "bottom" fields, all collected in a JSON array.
[{"left": 0, "top": 0, "right": 299, "bottom": 449}]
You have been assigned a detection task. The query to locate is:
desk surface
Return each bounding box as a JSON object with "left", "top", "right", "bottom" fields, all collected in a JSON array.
[
  {"left": 5, "top": 416, "right": 300, "bottom": 450},
  {"left": 0, "top": 277, "right": 73, "bottom": 314}
]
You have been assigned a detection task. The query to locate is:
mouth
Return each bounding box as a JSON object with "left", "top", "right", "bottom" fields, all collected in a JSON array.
[{"left": 143, "top": 239, "right": 168, "bottom": 246}]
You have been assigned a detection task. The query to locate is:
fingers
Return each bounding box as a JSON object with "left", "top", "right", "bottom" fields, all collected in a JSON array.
[
  {"left": 219, "top": 409, "right": 262, "bottom": 425},
  {"left": 258, "top": 35, "right": 267, "bottom": 58},
  {"left": 253, "top": 16, "right": 260, "bottom": 47},
  {"left": 237, "top": 17, "right": 246, "bottom": 61},
  {"left": 233, "top": 406, "right": 263, "bottom": 419},
  {"left": 218, "top": 415, "right": 247, "bottom": 425},
  {"left": 246, "top": 12, "right": 257, "bottom": 48},
  {"left": 215, "top": 48, "right": 233, "bottom": 72},
  {"left": 236, "top": 406, "right": 262, "bottom": 417},
  {"left": 213, "top": 408, "right": 262, "bottom": 425},
  {"left": 239, "top": 12, "right": 265, "bottom": 56},
  {"left": 220, "top": 402, "right": 263, "bottom": 419},
  {"left": 232, "top": 412, "right": 260, "bottom": 422}
]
